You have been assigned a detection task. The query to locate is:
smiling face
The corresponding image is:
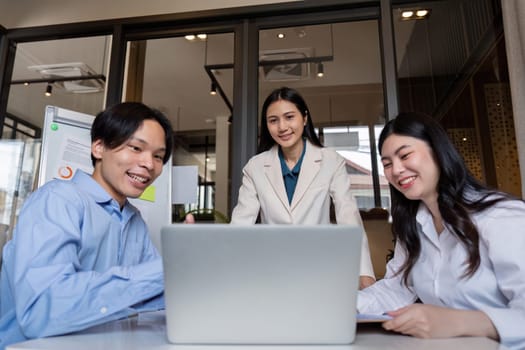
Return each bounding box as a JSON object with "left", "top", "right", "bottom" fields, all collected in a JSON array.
[
  {"left": 266, "top": 99, "right": 307, "bottom": 153},
  {"left": 380, "top": 133, "right": 441, "bottom": 207},
  {"left": 91, "top": 119, "right": 167, "bottom": 207}
]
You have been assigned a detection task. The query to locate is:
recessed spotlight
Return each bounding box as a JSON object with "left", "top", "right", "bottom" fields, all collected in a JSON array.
[
  {"left": 400, "top": 8, "right": 431, "bottom": 20},
  {"left": 185, "top": 35, "right": 196, "bottom": 41},
  {"left": 197, "top": 34, "right": 207, "bottom": 40},
  {"left": 401, "top": 10, "right": 414, "bottom": 18},
  {"left": 277, "top": 33, "right": 285, "bottom": 39}
]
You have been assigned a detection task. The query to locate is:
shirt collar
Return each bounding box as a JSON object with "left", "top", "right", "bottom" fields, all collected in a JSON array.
[
  {"left": 416, "top": 203, "right": 446, "bottom": 248},
  {"left": 71, "top": 170, "right": 138, "bottom": 218},
  {"left": 278, "top": 139, "right": 307, "bottom": 176}
]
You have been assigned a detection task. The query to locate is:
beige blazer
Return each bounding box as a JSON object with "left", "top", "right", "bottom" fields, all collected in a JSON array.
[{"left": 231, "top": 141, "right": 374, "bottom": 277}]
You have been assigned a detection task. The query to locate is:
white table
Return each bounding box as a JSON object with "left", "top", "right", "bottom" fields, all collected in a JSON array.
[{"left": 7, "top": 311, "right": 507, "bottom": 350}]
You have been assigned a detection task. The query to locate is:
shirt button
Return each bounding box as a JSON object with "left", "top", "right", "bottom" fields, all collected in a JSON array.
[{"left": 100, "top": 307, "right": 108, "bottom": 314}]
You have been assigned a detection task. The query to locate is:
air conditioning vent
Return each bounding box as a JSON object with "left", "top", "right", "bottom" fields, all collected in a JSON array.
[
  {"left": 259, "top": 48, "right": 313, "bottom": 81},
  {"left": 28, "top": 62, "right": 105, "bottom": 93}
]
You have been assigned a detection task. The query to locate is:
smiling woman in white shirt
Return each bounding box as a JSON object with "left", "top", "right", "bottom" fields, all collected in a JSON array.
[{"left": 357, "top": 112, "right": 525, "bottom": 350}]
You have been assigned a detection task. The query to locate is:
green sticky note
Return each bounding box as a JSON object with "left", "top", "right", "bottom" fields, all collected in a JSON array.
[{"left": 139, "top": 185, "right": 156, "bottom": 202}]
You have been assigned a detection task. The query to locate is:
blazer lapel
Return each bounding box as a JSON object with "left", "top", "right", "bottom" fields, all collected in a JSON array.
[
  {"left": 264, "top": 146, "right": 291, "bottom": 210},
  {"left": 290, "top": 141, "right": 321, "bottom": 210}
]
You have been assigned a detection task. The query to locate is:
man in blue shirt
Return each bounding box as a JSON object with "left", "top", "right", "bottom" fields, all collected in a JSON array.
[{"left": 0, "top": 102, "right": 190, "bottom": 349}]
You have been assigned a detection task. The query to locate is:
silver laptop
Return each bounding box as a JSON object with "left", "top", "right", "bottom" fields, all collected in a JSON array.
[{"left": 160, "top": 224, "right": 362, "bottom": 345}]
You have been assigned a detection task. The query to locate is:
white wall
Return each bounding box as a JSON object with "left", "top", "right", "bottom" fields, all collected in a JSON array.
[{"left": 0, "top": 0, "right": 301, "bottom": 28}]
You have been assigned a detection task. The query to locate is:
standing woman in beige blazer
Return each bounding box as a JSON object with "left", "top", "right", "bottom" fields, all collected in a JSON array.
[{"left": 231, "top": 87, "right": 375, "bottom": 289}]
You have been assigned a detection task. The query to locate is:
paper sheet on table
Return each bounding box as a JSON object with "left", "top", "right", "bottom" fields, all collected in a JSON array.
[{"left": 356, "top": 313, "right": 393, "bottom": 323}]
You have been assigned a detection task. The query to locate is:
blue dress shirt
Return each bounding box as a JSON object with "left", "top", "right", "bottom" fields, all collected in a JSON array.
[
  {"left": 278, "top": 139, "right": 306, "bottom": 204},
  {"left": 0, "top": 170, "right": 164, "bottom": 350}
]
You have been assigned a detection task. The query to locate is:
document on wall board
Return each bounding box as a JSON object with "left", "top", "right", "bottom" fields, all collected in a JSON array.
[{"left": 55, "top": 136, "right": 93, "bottom": 180}]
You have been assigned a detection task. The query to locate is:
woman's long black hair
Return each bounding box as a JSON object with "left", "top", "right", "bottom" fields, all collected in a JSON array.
[
  {"left": 257, "top": 87, "right": 323, "bottom": 153},
  {"left": 378, "top": 112, "right": 514, "bottom": 285}
]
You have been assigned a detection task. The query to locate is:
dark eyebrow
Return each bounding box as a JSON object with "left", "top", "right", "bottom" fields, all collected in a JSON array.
[
  {"left": 129, "top": 136, "right": 166, "bottom": 153},
  {"left": 380, "top": 144, "right": 411, "bottom": 162}
]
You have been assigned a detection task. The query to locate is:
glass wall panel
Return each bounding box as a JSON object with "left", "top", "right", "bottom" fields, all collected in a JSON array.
[
  {"left": 259, "top": 21, "right": 386, "bottom": 210},
  {"left": 134, "top": 33, "right": 234, "bottom": 222},
  {"left": 392, "top": 0, "right": 519, "bottom": 196},
  {"left": 393, "top": 0, "right": 501, "bottom": 114},
  {"left": 0, "top": 139, "right": 41, "bottom": 260},
  {"left": 7, "top": 36, "right": 110, "bottom": 137}
]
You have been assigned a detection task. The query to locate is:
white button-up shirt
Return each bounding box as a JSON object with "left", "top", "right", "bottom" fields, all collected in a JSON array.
[{"left": 358, "top": 200, "right": 525, "bottom": 349}]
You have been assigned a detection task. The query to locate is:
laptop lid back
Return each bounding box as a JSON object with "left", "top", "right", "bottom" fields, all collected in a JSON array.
[{"left": 161, "top": 224, "right": 362, "bottom": 344}]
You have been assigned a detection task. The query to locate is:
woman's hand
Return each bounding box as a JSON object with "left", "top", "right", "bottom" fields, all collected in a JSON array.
[
  {"left": 382, "top": 304, "right": 499, "bottom": 340},
  {"left": 183, "top": 213, "right": 195, "bottom": 224}
]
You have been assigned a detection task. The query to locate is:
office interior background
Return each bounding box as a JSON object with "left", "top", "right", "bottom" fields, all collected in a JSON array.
[{"left": 1, "top": 0, "right": 524, "bottom": 274}]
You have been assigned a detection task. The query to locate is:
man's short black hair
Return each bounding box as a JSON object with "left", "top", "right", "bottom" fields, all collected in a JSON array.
[{"left": 90, "top": 102, "right": 174, "bottom": 166}]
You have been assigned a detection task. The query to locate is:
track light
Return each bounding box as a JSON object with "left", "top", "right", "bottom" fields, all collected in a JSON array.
[
  {"left": 210, "top": 82, "right": 217, "bottom": 96},
  {"left": 317, "top": 62, "right": 324, "bottom": 78},
  {"left": 45, "top": 84, "right": 52, "bottom": 96}
]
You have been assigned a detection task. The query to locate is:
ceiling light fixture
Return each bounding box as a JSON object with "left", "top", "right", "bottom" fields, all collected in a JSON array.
[
  {"left": 185, "top": 34, "right": 207, "bottom": 41},
  {"left": 277, "top": 33, "right": 285, "bottom": 39},
  {"left": 45, "top": 84, "right": 52, "bottom": 97},
  {"left": 401, "top": 10, "right": 414, "bottom": 18},
  {"left": 400, "top": 8, "right": 431, "bottom": 20},
  {"left": 210, "top": 82, "right": 217, "bottom": 96},
  {"left": 317, "top": 62, "right": 324, "bottom": 78}
]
